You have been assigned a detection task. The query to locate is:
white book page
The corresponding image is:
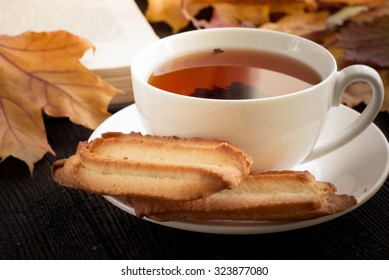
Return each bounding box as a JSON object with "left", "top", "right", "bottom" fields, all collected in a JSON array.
[{"left": 0, "top": 0, "right": 159, "bottom": 69}]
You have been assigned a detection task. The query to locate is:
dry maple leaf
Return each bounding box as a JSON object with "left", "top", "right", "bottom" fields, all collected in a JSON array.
[
  {"left": 146, "top": 0, "right": 209, "bottom": 32},
  {"left": 147, "top": 0, "right": 312, "bottom": 30},
  {"left": 0, "top": 31, "right": 123, "bottom": 173},
  {"left": 261, "top": 11, "right": 329, "bottom": 36}
]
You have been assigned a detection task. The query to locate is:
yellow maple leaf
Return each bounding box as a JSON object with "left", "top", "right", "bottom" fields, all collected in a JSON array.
[{"left": 0, "top": 31, "right": 123, "bottom": 173}]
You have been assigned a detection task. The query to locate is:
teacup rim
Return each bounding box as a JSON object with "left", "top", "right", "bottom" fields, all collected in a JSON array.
[{"left": 132, "top": 27, "right": 337, "bottom": 103}]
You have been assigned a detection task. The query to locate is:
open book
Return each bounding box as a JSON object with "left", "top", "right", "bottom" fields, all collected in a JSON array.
[{"left": 0, "top": 0, "right": 159, "bottom": 106}]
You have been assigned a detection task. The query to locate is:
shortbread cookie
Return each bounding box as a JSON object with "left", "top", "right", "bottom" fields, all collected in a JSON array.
[
  {"left": 130, "top": 171, "right": 357, "bottom": 221},
  {"left": 52, "top": 132, "right": 253, "bottom": 201}
]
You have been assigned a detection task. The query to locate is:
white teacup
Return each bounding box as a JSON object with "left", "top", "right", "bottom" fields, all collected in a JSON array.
[{"left": 131, "top": 28, "right": 384, "bottom": 173}]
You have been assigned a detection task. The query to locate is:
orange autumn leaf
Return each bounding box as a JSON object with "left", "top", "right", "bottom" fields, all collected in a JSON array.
[
  {"left": 146, "top": 0, "right": 209, "bottom": 32},
  {"left": 207, "top": 3, "right": 271, "bottom": 27},
  {"left": 0, "top": 31, "right": 123, "bottom": 173},
  {"left": 261, "top": 11, "right": 329, "bottom": 36}
]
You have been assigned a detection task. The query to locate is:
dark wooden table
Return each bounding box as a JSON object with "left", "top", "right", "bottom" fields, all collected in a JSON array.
[{"left": 1, "top": 3, "right": 388, "bottom": 260}]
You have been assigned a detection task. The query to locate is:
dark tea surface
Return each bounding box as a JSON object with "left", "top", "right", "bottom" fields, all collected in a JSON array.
[{"left": 148, "top": 48, "right": 321, "bottom": 99}]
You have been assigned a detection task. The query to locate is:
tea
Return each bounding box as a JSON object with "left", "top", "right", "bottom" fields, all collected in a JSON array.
[{"left": 148, "top": 49, "right": 321, "bottom": 99}]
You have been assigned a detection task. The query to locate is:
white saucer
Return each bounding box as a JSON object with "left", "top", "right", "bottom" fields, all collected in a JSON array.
[{"left": 89, "top": 104, "right": 389, "bottom": 234}]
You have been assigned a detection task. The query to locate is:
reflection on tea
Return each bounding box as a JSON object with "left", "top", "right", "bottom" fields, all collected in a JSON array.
[{"left": 148, "top": 49, "right": 321, "bottom": 99}]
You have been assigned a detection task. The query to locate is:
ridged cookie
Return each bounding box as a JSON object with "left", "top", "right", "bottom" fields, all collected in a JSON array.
[
  {"left": 130, "top": 170, "right": 357, "bottom": 221},
  {"left": 52, "top": 132, "right": 253, "bottom": 201}
]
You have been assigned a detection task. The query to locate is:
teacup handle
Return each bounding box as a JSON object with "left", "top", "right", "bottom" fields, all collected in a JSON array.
[{"left": 303, "top": 65, "right": 384, "bottom": 163}]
